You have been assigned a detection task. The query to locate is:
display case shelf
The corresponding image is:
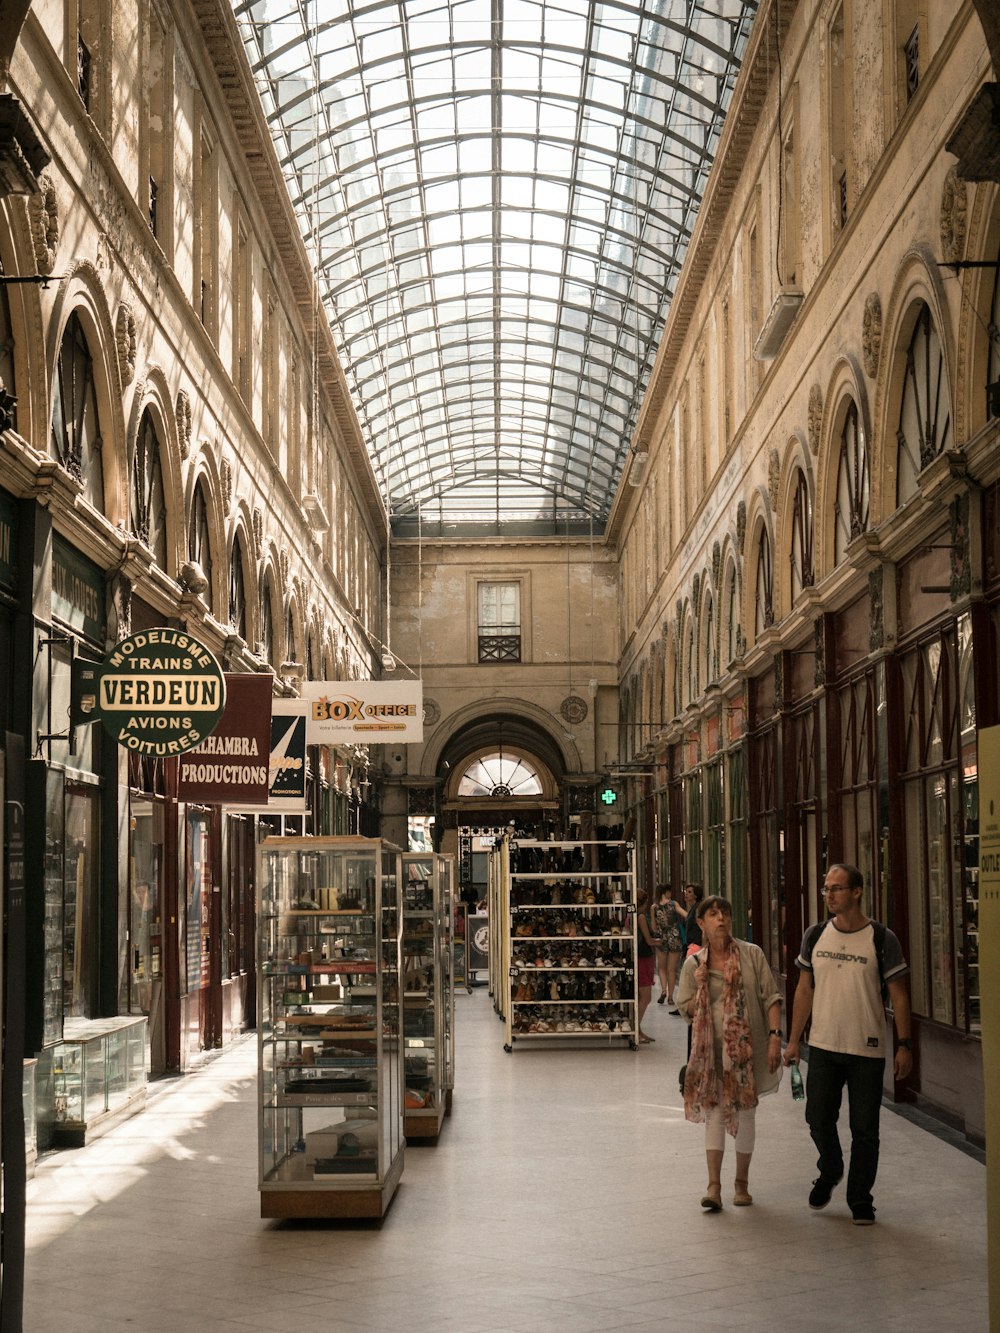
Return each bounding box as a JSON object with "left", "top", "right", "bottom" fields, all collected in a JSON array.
[
  {"left": 45, "top": 1016, "right": 148, "bottom": 1147},
  {"left": 400, "top": 851, "right": 456, "bottom": 1140},
  {"left": 257, "top": 836, "right": 404, "bottom": 1219}
]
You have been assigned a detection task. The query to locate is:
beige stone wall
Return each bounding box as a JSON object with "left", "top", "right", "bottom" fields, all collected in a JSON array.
[{"left": 385, "top": 538, "right": 620, "bottom": 790}]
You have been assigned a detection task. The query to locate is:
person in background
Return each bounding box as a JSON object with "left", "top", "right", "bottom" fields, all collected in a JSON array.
[
  {"left": 653, "top": 885, "right": 683, "bottom": 1009},
  {"left": 677, "top": 896, "right": 782, "bottom": 1210},
  {"left": 635, "top": 888, "right": 658, "bottom": 1044},
  {"left": 677, "top": 884, "right": 704, "bottom": 956},
  {"left": 783, "top": 863, "right": 912, "bottom": 1226}
]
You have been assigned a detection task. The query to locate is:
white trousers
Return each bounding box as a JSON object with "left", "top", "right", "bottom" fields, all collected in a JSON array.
[{"left": 704, "top": 1104, "right": 756, "bottom": 1153}]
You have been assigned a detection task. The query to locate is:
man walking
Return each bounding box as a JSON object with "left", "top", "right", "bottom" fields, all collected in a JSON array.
[{"left": 783, "top": 863, "right": 912, "bottom": 1225}]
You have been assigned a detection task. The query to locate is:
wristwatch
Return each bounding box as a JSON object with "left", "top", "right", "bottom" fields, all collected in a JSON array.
[
  {"left": 768, "top": 1029, "right": 782, "bottom": 1038},
  {"left": 898, "top": 1038, "right": 912, "bottom": 1049}
]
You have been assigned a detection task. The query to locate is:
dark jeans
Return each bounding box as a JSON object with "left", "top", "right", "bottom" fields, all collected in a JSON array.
[{"left": 805, "top": 1045, "right": 885, "bottom": 1208}]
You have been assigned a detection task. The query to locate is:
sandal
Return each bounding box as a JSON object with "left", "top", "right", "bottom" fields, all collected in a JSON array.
[
  {"left": 700, "top": 1185, "right": 723, "bottom": 1212},
  {"left": 638, "top": 1033, "right": 655, "bottom": 1044},
  {"left": 734, "top": 1180, "right": 753, "bottom": 1206}
]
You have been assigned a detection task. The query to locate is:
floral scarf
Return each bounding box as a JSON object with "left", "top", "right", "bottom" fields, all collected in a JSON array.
[{"left": 683, "top": 940, "right": 758, "bottom": 1136}]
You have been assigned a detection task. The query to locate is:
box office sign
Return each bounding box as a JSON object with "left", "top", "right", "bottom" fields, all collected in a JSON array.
[
  {"left": 302, "top": 680, "right": 424, "bottom": 744},
  {"left": 177, "top": 674, "right": 273, "bottom": 804},
  {"left": 73, "top": 627, "right": 226, "bottom": 756}
]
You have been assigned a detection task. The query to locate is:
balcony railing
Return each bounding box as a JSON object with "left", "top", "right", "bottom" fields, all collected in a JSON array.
[{"left": 478, "top": 631, "right": 521, "bottom": 664}]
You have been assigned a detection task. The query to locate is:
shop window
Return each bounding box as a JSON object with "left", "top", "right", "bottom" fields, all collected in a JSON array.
[
  {"left": 684, "top": 770, "right": 703, "bottom": 886},
  {"left": 898, "top": 618, "right": 977, "bottom": 1031},
  {"left": 184, "top": 810, "right": 211, "bottom": 996},
  {"left": 44, "top": 775, "right": 101, "bottom": 1029},
  {"left": 477, "top": 581, "right": 520, "bottom": 663},
  {"left": 896, "top": 303, "right": 953, "bottom": 506},
  {"left": 187, "top": 481, "right": 213, "bottom": 610},
  {"left": 834, "top": 399, "right": 869, "bottom": 564},
  {"left": 131, "top": 409, "right": 167, "bottom": 567},
  {"left": 748, "top": 722, "right": 780, "bottom": 971},
  {"left": 51, "top": 313, "right": 105, "bottom": 513},
  {"left": 831, "top": 667, "right": 881, "bottom": 908},
  {"left": 228, "top": 532, "right": 247, "bottom": 640},
  {"left": 789, "top": 469, "right": 814, "bottom": 605},
  {"left": 705, "top": 758, "right": 724, "bottom": 896},
  {"left": 727, "top": 747, "right": 749, "bottom": 935},
  {"left": 125, "top": 798, "right": 164, "bottom": 1017},
  {"left": 754, "top": 528, "right": 774, "bottom": 636}
]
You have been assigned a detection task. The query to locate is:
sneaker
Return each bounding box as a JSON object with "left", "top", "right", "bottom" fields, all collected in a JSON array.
[
  {"left": 808, "top": 1176, "right": 842, "bottom": 1210},
  {"left": 851, "top": 1203, "right": 876, "bottom": 1226}
]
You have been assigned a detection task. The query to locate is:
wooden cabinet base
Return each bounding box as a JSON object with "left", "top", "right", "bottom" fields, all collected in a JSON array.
[{"left": 260, "top": 1148, "right": 404, "bottom": 1219}]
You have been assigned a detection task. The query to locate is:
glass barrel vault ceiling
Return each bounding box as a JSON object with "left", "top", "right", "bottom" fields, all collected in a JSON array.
[{"left": 234, "top": 0, "right": 758, "bottom": 537}]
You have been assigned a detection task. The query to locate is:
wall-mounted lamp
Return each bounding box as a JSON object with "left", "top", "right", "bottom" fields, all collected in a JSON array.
[
  {"left": 380, "top": 650, "right": 397, "bottom": 672},
  {"left": 179, "top": 560, "right": 209, "bottom": 595}
]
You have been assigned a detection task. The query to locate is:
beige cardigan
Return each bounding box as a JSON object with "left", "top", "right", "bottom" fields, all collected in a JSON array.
[{"left": 676, "top": 938, "right": 784, "bottom": 1098}]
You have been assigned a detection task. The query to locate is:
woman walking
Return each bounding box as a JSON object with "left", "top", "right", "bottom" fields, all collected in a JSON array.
[
  {"left": 676, "top": 896, "right": 782, "bottom": 1210},
  {"left": 652, "top": 885, "right": 683, "bottom": 1009}
]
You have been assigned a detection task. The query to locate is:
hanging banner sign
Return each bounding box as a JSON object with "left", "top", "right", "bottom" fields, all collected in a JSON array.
[
  {"left": 177, "top": 674, "right": 273, "bottom": 804},
  {"left": 301, "top": 679, "right": 423, "bottom": 744},
  {"left": 227, "top": 700, "right": 309, "bottom": 814},
  {"left": 73, "top": 627, "right": 226, "bottom": 756}
]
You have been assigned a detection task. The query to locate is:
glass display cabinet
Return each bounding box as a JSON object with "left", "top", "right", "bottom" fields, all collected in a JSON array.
[
  {"left": 49, "top": 1016, "right": 148, "bottom": 1146},
  {"left": 257, "top": 836, "right": 404, "bottom": 1218},
  {"left": 400, "top": 851, "right": 456, "bottom": 1140}
]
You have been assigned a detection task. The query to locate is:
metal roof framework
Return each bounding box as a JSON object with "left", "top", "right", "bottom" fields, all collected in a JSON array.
[{"left": 233, "top": 0, "right": 757, "bottom": 535}]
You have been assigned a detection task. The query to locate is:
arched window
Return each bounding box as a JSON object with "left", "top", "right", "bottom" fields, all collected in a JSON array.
[
  {"left": 285, "top": 602, "right": 296, "bottom": 666},
  {"left": 704, "top": 595, "right": 716, "bottom": 686},
  {"left": 685, "top": 619, "right": 697, "bottom": 704},
  {"left": 988, "top": 243, "right": 1000, "bottom": 420},
  {"left": 457, "top": 751, "right": 543, "bottom": 798},
  {"left": 724, "top": 564, "right": 740, "bottom": 666},
  {"left": 51, "top": 312, "right": 104, "bottom": 511},
  {"left": 755, "top": 528, "right": 774, "bottom": 636},
  {"left": 789, "top": 469, "right": 814, "bottom": 606},
  {"left": 188, "top": 482, "right": 213, "bottom": 610},
  {"left": 131, "top": 409, "right": 167, "bottom": 566},
  {"left": 228, "top": 532, "right": 247, "bottom": 639},
  {"left": 834, "top": 400, "right": 869, "bottom": 564},
  {"left": 897, "top": 302, "right": 952, "bottom": 506},
  {"left": 259, "top": 576, "right": 275, "bottom": 666},
  {"left": 0, "top": 281, "right": 16, "bottom": 432}
]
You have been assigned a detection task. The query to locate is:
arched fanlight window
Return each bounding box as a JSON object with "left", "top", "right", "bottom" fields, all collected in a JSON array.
[
  {"left": 131, "top": 409, "right": 167, "bottom": 567},
  {"left": 896, "top": 302, "right": 952, "bottom": 506},
  {"left": 834, "top": 400, "right": 869, "bottom": 565},
  {"left": 228, "top": 532, "right": 247, "bottom": 640},
  {"left": 188, "top": 482, "right": 213, "bottom": 610},
  {"left": 755, "top": 528, "right": 774, "bottom": 637},
  {"left": 685, "top": 619, "right": 697, "bottom": 705},
  {"left": 789, "top": 469, "right": 815, "bottom": 606},
  {"left": 0, "top": 281, "right": 16, "bottom": 432},
  {"left": 457, "top": 750, "right": 543, "bottom": 798},
  {"left": 51, "top": 312, "right": 104, "bottom": 511},
  {"left": 988, "top": 243, "right": 1000, "bottom": 420},
  {"left": 285, "top": 602, "right": 296, "bottom": 665},
  {"left": 260, "top": 576, "right": 275, "bottom": 666},
  {"left": 705, "top": 595, "right": 716, "bottom": 686}
]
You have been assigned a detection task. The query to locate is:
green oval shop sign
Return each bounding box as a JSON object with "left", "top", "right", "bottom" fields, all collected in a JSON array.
[{"left": 95, "top": 628, "right": 227, "bottom": 756}]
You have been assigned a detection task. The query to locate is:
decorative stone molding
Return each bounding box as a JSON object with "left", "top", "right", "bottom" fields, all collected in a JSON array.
[
  {"left": 736, "top": 500, "right": 747, "bottom": 553},
  {"left": 814, "top": 617, "right": 826, "bottom": 687},
  {"left": 807, "top": 384, "right": 823, "bottom": 453},
  {"left": 560, "top": 695, "right": 588, "bottom": 725},
  {"left": 408, "top": 786, "right": 437, "bottom": 815},
  {"left": 0, "top": 94, "right": 51, "bottom": 195},
  {"left": 220, "top": 458, "right": 233, "bottom": 510},
  {"left": 422, "top": 697, "right": 441, "bottom": 726},
  {"left": 115, "top": 302, "right": 137, "bottom": 386},
  {"left": 712, "top": 540, "right": 721, "bottom": 589},
  {"left": 29, "top": 171, "right": 59, "bottom": 273},
  {"left": 252, "top": 506, "right": 263, "bottom": 548},
  {"left": 279, "top": 546, "right": 290, "bottom": 585},
  {"left": 862, "top": 294, "right": 882, "bottom": 379},
  {"left": 692, "top": 572, "right": 700, "bottom": 606},
  {"left": 773, "top": 653, "right": 784, "bottom": 710},
  {"left": 767, "top": 448, "right": 780, "bottom": 509},
  {"left": 176, "top": 389, "right": 192, "bottom": 458},
  {"left": 940, "top": 167, "right": 968, "bottom": 264},
  {"left": 110, "top": 572, "right": 133, "bottom": 643},
  {"left": 950, "top": 494, "right": 971, "bottom": 600},
  {"left": 868, "top": 568, "right": 884, "bottom": 653}
]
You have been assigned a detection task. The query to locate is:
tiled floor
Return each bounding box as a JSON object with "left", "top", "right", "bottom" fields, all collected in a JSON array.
[{"left": 22, "top": 987, "right": 989, "bottom": 1332}]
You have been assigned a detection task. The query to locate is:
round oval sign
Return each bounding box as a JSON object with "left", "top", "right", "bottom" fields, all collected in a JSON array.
[{"left": 96, "top": 628, "right": 227, "bottom": 757}]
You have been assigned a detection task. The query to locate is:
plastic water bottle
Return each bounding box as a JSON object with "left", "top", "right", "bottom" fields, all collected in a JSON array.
[{"left": 790, "top": 1060, "right": 805, "bottom": 1101}]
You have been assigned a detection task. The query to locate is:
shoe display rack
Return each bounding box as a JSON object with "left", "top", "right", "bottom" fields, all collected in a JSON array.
[
  {"left": 257, "top": 836, "right": 404, "bottom": 1219},
  {"left": 498, "top": 839, "right": 638, "bottom": 1051},
  {"left": 401, "top": 850, "right": 456, "bottom": 1141}
]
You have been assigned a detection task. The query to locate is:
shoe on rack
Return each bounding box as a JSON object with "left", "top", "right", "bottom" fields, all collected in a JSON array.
[
  {"left": 851, "top": 1203, "right": 876, "bottom": 1226},
  {"left": 808, "top": 1176, "right": 842, "bottom": 1210}
]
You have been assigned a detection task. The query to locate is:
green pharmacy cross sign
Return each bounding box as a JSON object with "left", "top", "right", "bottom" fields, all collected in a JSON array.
[
  {"left": 600, "top": 786, "right": 618, "bottom": 806},
  {"left": 73, "top": 628, "right": 227, "bottom": 757}
]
